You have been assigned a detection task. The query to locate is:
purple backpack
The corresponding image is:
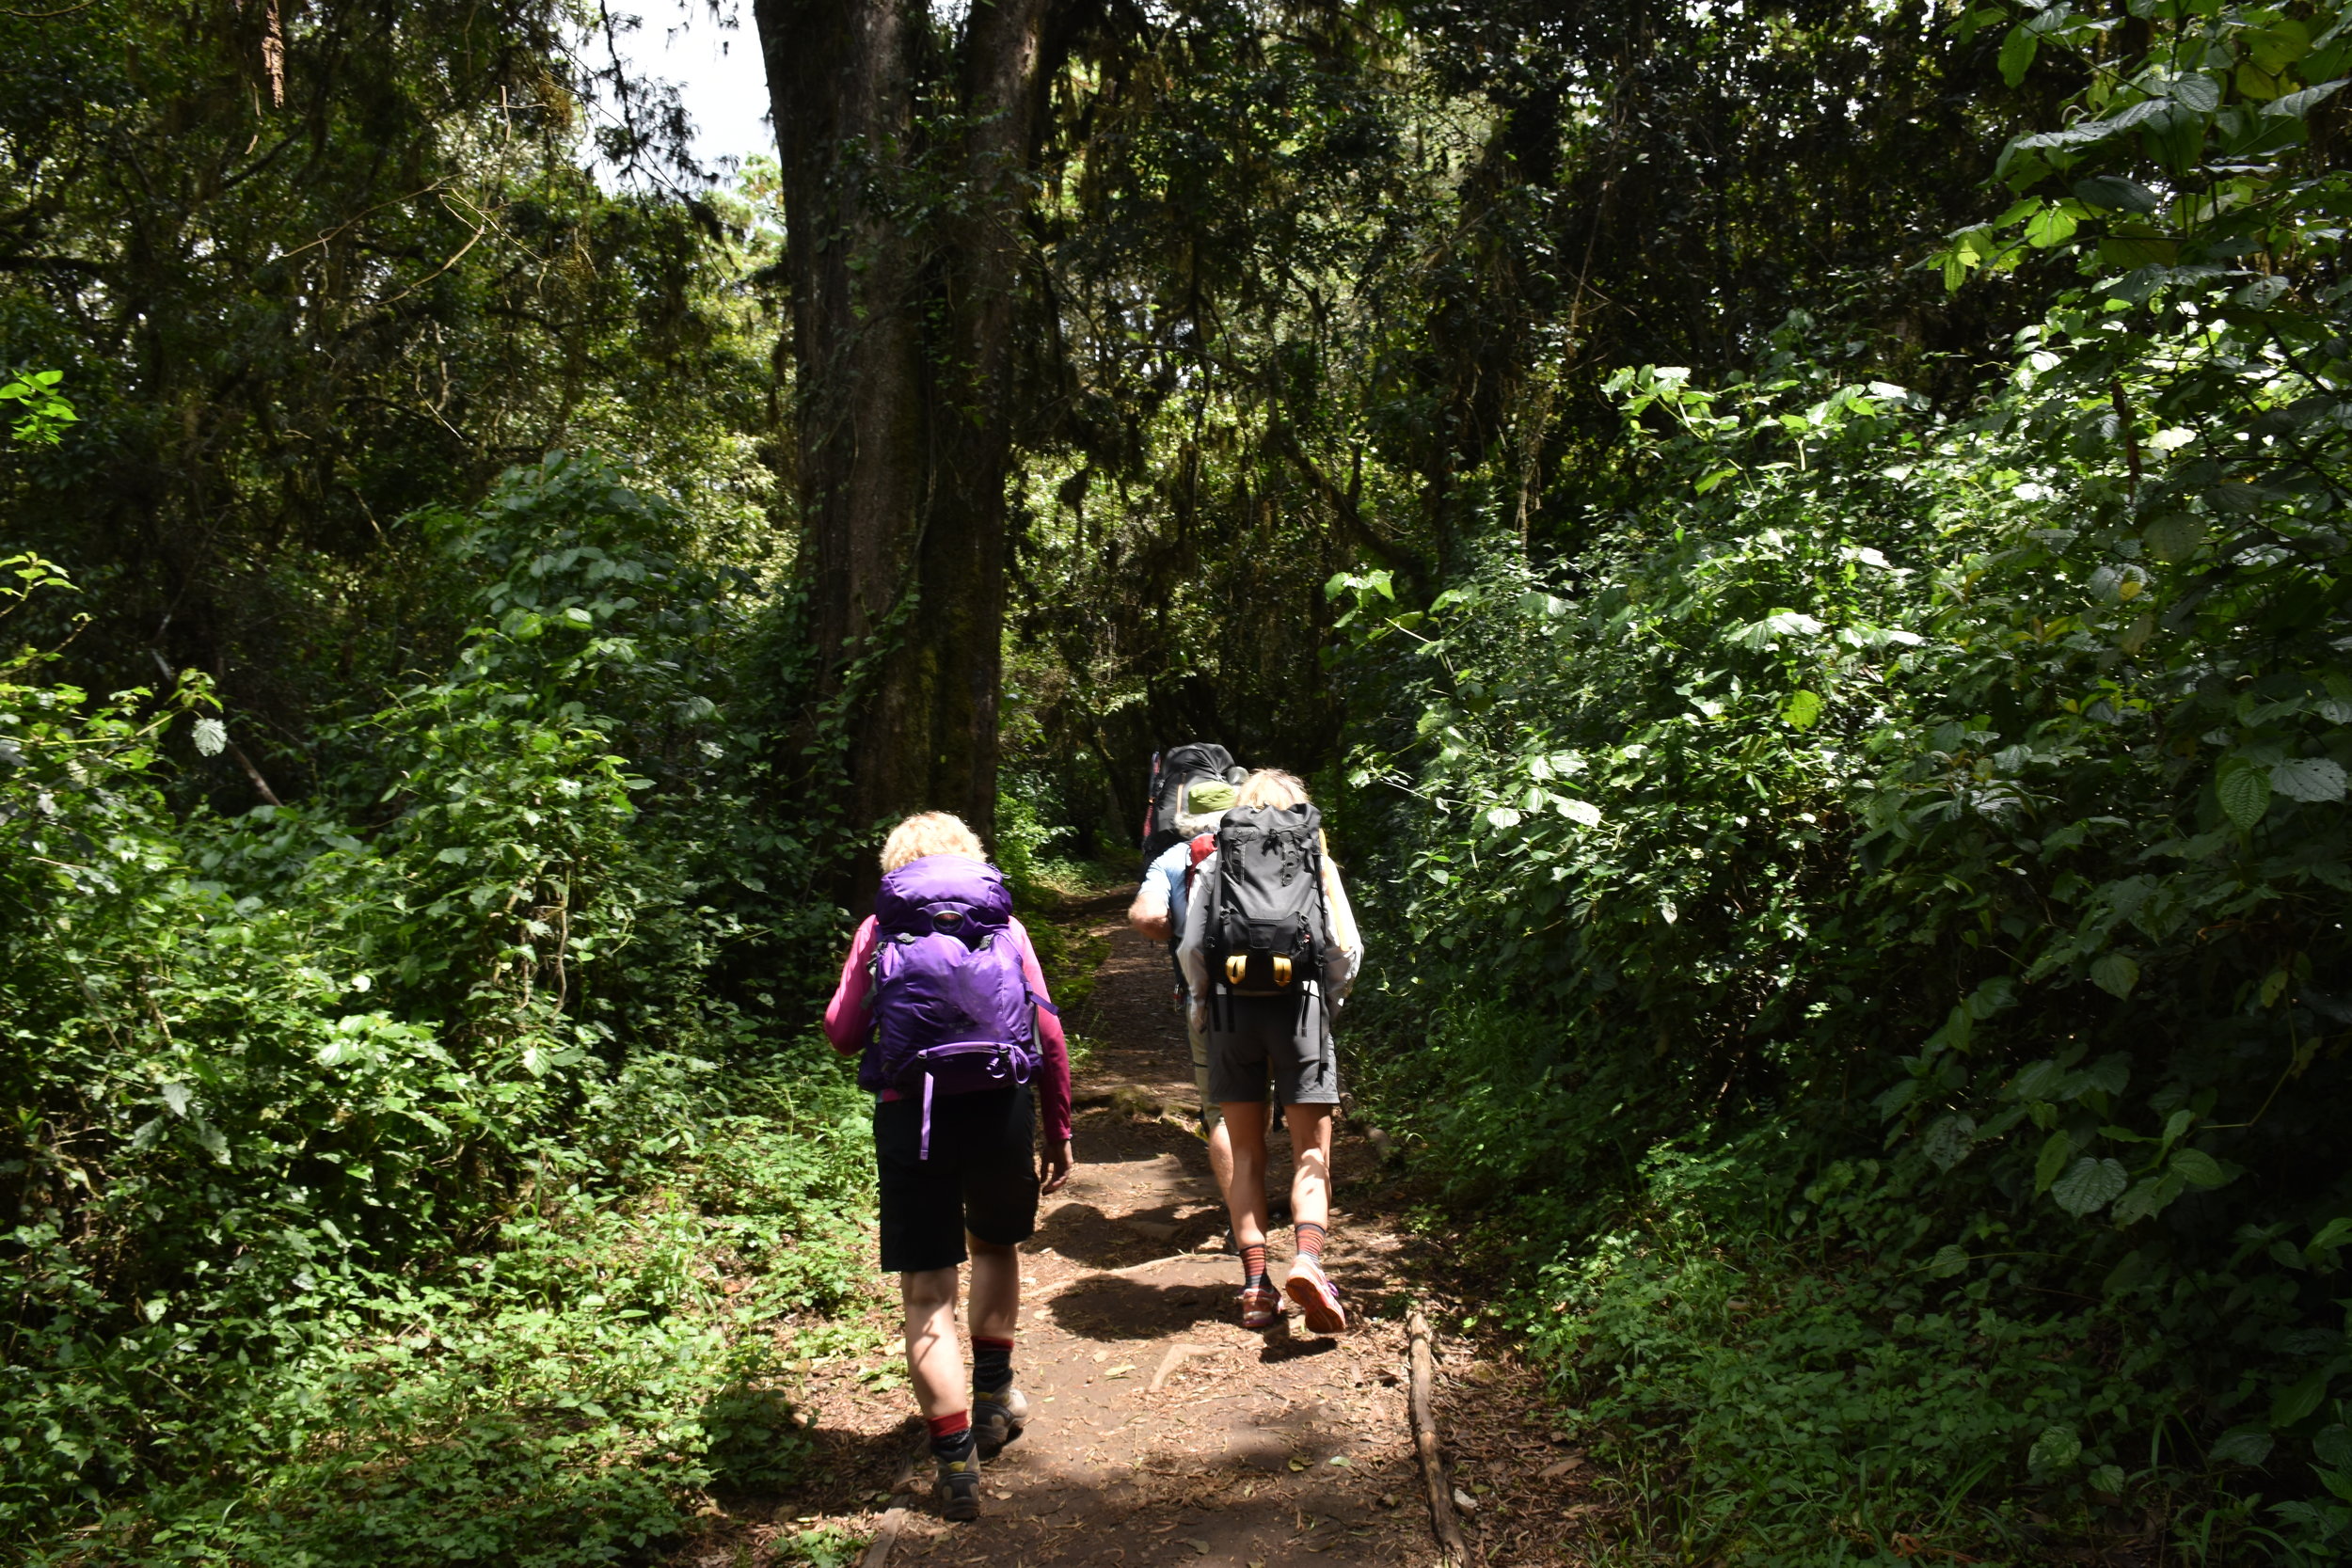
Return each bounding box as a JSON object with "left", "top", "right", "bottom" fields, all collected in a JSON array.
[{"left": 866, "top": 856, "right": 1053, "bottom": 1157}]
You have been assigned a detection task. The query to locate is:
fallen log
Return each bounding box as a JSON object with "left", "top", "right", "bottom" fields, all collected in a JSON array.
[{"left": 1408, "top": 1307, "right": 1472, "bottom": 1567}]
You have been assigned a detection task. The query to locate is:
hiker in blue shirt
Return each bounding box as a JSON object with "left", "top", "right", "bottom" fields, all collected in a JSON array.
[{"left": 1127, "top": 771, "right": 1241, "bottom": 1194}]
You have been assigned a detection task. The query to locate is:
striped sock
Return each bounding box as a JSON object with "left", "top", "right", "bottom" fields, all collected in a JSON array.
[
  {"left": 1240, "top": 1241, "right": 1269, "bottom": 1288},
  {"left": 927, "top": 1409, "right": 975, "bottom": 1462},
  {"left": 1295, "top": 1221, "right": 1327, "bottom": 1265},
  {"left": 972, "top": 1336, "right": 1014, "bottom": 1398}
]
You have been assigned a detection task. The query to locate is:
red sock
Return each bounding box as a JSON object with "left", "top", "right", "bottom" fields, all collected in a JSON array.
[
  {"left": 927, "top": 1408, "right": 974, "bottom": 1460},
  {"left": 1295, "top": 1221, "right": 1327, "bottom": 1264},
  {"left": 1240, "top": 1241, "right": 1269, "bottom": 1286}
]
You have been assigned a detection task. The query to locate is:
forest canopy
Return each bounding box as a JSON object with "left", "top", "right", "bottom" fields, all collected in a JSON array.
[{"left": 4, "top": 0, "right": 2350, "bottom": 1563}]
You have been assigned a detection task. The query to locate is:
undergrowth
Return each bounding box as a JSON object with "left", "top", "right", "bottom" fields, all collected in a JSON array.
[
  {"left": 3, "top": 452, "right": 879, "bottom": 1562},
  {"left": 1341, "top": 8, "right": 2352, "bottom": 1560}
]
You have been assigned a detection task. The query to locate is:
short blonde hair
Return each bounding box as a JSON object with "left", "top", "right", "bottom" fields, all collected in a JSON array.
[
  {"left": 879, "top": 811, "right": 987, "bottom": 873},
  {"left": 1232, "top": 768, "right": 1310, "bottom": 810},
  {"left": 1231, "top": 768, "right": 1335, "bottom": 867}
]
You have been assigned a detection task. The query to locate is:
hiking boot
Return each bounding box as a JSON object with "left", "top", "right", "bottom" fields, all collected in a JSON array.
[
  {"left": 934, "top": 1453, "right": 983, "bottom": 1522},
  {"left": 1281, "top": 1256, "right": 1348, "bottom": 1337},
  {"left": 1238, "top": 1281, "right": 1284, "bottom": 1332},
  {"left": 972, "top": 1386, "right": 1028, "bottom": 1459}
]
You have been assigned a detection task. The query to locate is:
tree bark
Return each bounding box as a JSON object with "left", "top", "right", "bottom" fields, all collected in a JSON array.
[{"left": 756, "top": 0, "right": 1059, "bottom": 858}]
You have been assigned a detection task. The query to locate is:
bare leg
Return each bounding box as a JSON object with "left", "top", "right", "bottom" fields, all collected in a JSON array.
[
  {"left": 1284, "top": 1102, "right": 1334, "bottom": 1234},
  {"left": 1191, "top": 1012, "right": 1236, "bottom": 1195},
  {"left": 1206, "top": 1116, "right": 1235, "bottom": 1194},
  {"left": 1219, "top": 1100, "right": 1272, "bottom": 1252},
  {"left": 900, "top": 1266, "right": 964, "bottom": 1419},
  {"left": 966, "top": 1234, "right": 1020, "bottom": 1341}
]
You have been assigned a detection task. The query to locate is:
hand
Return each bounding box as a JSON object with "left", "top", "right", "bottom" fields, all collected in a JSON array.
[{"left": 1041, "top": 1138, "right": 1074, "bottom": 1195}]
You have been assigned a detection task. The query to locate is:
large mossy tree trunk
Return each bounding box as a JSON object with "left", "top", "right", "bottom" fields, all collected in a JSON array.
[{"left": 755, "top": 0, "right": 1060, "bottom": 855}]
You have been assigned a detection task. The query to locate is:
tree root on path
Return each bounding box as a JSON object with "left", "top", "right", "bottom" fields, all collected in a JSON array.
[{"left": 857, "top": 1430, "right": 927, "bottom": 1568}]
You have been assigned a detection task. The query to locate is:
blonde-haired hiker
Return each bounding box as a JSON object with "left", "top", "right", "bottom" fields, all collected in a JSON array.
[
  {"left": 1177, "top": 769, "right": 1363, "bottom": 1334},
  {"left": 1127, "top": 764, "right": 1243, "bottom": 1192},
  {"left": 821, "top": 812, "right": 1076, "bottom": 1521}
]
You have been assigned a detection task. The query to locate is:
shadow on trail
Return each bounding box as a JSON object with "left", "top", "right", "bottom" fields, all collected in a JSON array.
[{"left": 1045, "top": 1275, "right": 1232, "bottom": 1338}]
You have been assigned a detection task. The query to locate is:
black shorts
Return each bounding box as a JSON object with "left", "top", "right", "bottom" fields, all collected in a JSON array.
[{"left": 874, "top": 1083, "right": 1040, "bottom": 1274}]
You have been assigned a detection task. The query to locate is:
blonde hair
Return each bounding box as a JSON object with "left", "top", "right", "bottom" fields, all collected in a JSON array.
[
  {"left": 1232, "top": 768, "right": 1310, "bottom": 810},
  {"left": 1232, "top": 768, "right": 1337, "bottom": 869},
  {"left": 879, "top": 811, "right": 987, "bottom": 873}
]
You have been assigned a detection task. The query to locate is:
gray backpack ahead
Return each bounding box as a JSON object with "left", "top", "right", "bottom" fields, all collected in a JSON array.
[{"left": 1202, "top": 802, "right": 1330, "bottom": 1022}]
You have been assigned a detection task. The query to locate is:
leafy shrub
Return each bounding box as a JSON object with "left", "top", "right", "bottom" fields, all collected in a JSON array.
[
  {"left": 1335, "top": 6, "right": 2352, "bottom": 1558},
  {"left": 1, "top": 454, "right": 869, "bottom": 1560}
]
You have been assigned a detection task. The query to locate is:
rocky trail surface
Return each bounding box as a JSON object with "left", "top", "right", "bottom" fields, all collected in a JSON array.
[{"left": 681, "top": 893, "right": 1614, "bottom": 1566}]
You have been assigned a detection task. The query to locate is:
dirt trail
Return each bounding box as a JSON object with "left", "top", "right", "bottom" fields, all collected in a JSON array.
[{"left": 685, "top": 895, "right": 1611, "bottom": 1566}]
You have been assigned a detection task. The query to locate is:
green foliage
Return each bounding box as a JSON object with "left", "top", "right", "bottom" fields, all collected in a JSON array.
[
  {"left": 2, "top": 456, "right": 866, "bottom": 1560},
  {"left": 0, "top": 0, "right": 787, "bottom": 795},
  {"left": 1335, "top": 8, "right": 2352, "bottom": 1557}
]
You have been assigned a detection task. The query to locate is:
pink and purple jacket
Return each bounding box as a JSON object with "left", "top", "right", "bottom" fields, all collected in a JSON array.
[{"left": 821, "top": 914, "right": 1074, "bottom": 1145}]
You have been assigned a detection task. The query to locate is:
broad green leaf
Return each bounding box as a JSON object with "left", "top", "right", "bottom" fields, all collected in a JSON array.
[
  {"left": 1923, "top": 1115, "right": 1976, "bottom": 1171},
  {"left": 2028, "top": 1423, "right": 2081, "bottom": 1475},
  {"left": 1485, "top": 806, "right": 1521, "bottom": 830},
  {"left": 2113, "top": 1171, "right": 2185, "bottom": 1226},
  {"left": 1556, "top": 798, "right": 1601, "bottom": 828},
  {"left": 1998, "top": 24, "right": 2039, "bottom": 87},
  {"left": 2318, "top": 1424, "right": 2352, "bottom": 1469},
  {"left": 2051, "top": 1155, "right": 2129, "bottom": 1216},
  {"left": 2079, "top": 1054, "right": 2131, "bottom": 1097},
  {"left": 2074, "top": 174, "right": 2161, "bottom": 214},
  {"left": 2217, "top": 759, "right": 2272, "bottom": 832},
  {"left": 2273, "top": 1369, "right": 2332, "bottom": 1428},
  {"left": 2309, "top": 1217, "right": 2352, "bottom": 1259},
  {"left": 2142, "top": 514, "right": 2204, "bottom": 562},
  {"left": 2025, "top": 202, "right": 2079, "bottom": 248},
  {"left": 2238, "top": 60, "right": 2285, "bottom": 101},
  {"left": 2089, "top": 953, "right": 2138, "bottom": 999},
  {"left": 1781, "top": 689, "right": 1823, "bottom": 730},
  {"left": 2262, "top": 78, "right": 2348, "bottom": 119},
  {"left": 2159, "top": 1109, "right": 2194, "bottom": 1151},
  {"left": 2169, "top": 1148, "right": 2231, "bottom": 1188},
  {"left": 2270, "top": 756, "right": 2347, "bottom": 803},
  {"left": 2034, "top": 1131, "right": 2075, "bottom": 1195},
  {"left": 2169, "top": 72, "right": 2221, "bottom": 113},
  {"left": 2010, "top": 1060, "right": 2064, "bottom": 1101},
  {"left": 2211, "top": 1428, "right": 2274, "bottom": 1466}
]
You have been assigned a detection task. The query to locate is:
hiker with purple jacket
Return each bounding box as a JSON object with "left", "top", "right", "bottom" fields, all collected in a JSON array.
[{"left": 822, "top": 812, "right": 1075, "bottom": 1522}]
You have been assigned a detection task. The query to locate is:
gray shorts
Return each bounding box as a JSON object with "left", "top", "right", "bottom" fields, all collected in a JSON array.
[{"left": 1206, "top": 994, "right": 1340, "bottom": 1107}]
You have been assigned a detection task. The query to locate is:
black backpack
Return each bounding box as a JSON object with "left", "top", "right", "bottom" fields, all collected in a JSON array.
[
  {"left": 1140, "top": 741, "right": 1237, "bottom": 863},
  {"left": 1202, "top": 802, "right": 1329, "bottom": 1010}
]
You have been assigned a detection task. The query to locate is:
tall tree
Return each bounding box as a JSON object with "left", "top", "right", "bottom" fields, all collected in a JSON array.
[{"left": 755, "top": 0, "right": 1068, "bottom": 845}]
